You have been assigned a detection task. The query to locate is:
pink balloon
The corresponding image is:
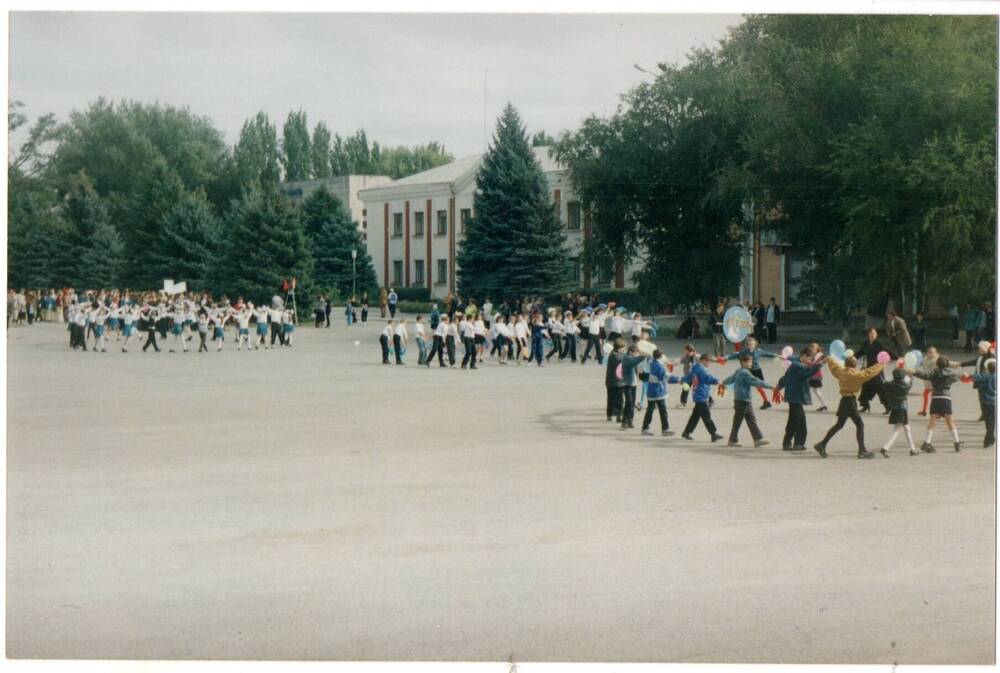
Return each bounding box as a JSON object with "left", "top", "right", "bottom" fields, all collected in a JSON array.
[
  {"left": 781, "top": 345, "right": 794, "bottom": 358},
  {"left": 876, "top": 351, "right": 891, "bottom": 364}
]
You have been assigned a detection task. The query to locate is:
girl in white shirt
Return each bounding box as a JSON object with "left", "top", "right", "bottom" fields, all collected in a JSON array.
[
  {"left": 562, "top": 311, "right": 580, "bottom": 362},
  {"left": 254, "top": 306, "right": 270, "bottom": 350},
  {"left": 512, "top": 315, "right": 529, "bottom": 364},
  {"left": 473, "top": 314, "right": 487, "bottom": 360},
  {"left": 212, "top": 307, "right": 231, "bottom": 351},
  {"left": 393, "top": 319, "right": 408, "bottom": 364},
  {"left": 414, "top": 316, "right": 428, "bottom": 365},
  {"left": 446, "top": 316, "right": 459, "bottom": 366},
  {"left": 545, "top": 308, "right": 564, "bottom": 362},
  {"left": 236, "top": 307, "right": 252, "bottom": 351},
  {"left": 121, "top": 305, "right": 138, "bottom": 352}
]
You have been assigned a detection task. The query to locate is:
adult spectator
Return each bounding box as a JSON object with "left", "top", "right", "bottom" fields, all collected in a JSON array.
[
  {"left": 324, "top": 295, "right": 332, "bottom": 327},
  {"left": 983, "top": 301, "right": 994, "bottom": 342},
  {"left": 710, "top": 302, "right": 726, "bottom": 357},
  {"left": 379, "top": 287, "right": 388, "bottom": 318},
  {"left": 753, "top": 301, "right": 766, "bottom": 342},
  {"left": 965, "top": 303, "right": 981, "bottom": 351},
  {"left": 313, "top": 296, "right": 326, "bottom": 328},
  {"left": 884, "top": 309, "right": 912, "bottom": 354},
  {"left": 949, "top": 304, "right": 960, "bottom": 344},
  {"left": 765, "top": 297, "right": 780, "bottom": 344},
  {"left": 387, "top": 288, "right": 398, "bottom": 318}
]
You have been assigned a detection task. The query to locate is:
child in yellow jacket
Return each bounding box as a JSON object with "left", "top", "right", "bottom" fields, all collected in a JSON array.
[{"left": 813, "top": 356, "right": 885, "bottom": 459}]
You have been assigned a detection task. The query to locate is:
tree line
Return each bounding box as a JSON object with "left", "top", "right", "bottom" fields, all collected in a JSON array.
[
  {"left": 7, "top": 100, "right": 451, "bottom": 299},
  {"left": 553, "top": 14, "right": 997, "bottom": 315}
]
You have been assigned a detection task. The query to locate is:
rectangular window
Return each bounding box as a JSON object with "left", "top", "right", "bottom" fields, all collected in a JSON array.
[
  {"left": 436, "top": 259, "right": 447, "bottom": 285},
  {"left": 414, "top": 260, "right": 425, "bottom": 285},
  {"left": 392, "top": 213, "right": 403, "bottom": 237},
  {"left": 392, "top": 260, "right": 403, "bottom": 285},
  {"left": 460, "top": 208, "right": 471, "bottom": 233},
  {"left": 596, "top": 265, "right": 611, "bottom": 286},
  {"left": 413, "top": 211, "right": 424, "bottom": 237},
  {"left": 567, "top": 201, "right": 581, "bottom": 230},
  {"left": 570, "top": 257, "right": 581, "bottom": 284},
  {"left": 436, "top": 210, "right": 448, "bottom": 236}
]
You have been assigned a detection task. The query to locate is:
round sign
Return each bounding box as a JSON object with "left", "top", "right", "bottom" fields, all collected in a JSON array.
[{"left": 722, "top": 306, "right": 753, "bottom": 344}]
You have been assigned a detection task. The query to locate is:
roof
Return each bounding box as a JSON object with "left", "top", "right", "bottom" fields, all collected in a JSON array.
[{"left": 359, "top": 146, "right": 563, "bottom": 197}]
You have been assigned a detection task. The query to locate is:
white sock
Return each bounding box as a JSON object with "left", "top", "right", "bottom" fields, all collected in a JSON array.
[
  {"left": 926, "top": 429, "right": 934, "bottom": 444},
  {"left": 950, "top": 426, "right": 960, "bottom": 442},
  {"left": 883, "top": 428, "right": 900, "bottom": 451},
  {"left": 815, "top": 391, "right": 827, "bottom": 406},
  {"left": 903, "top": 425, "right": 915, "bottom": 450}
]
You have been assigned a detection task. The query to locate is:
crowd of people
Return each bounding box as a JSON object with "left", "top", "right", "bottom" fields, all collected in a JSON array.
[{"left": 11, "top": 288, "right": 299, "bottom": 353}]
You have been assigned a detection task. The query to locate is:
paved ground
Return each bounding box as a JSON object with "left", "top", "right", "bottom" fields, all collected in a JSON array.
[{"left": 6, "top": 318, "right": 996, "bottom": 663}]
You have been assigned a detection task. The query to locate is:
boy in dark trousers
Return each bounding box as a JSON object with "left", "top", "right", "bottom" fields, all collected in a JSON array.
[
  {"left": 681, "top": 354, "right": 723, "bottom": 442},
  {"left": 720, "top": 352, "right": 772, "bottom": 447},
  {"left": 640, "top": 350, "right": 680, "bottom": 436},
  {"left": 619, "top": 344, "right": 648, "bottom": 430},
  {"left": 814, "top": 356, "right": 885, "bottom": 459},
  {"left": 605, "top": 340, "right": 626, "bottom": 422},
  {"left": 774, "top": 348, "right": 827, "bottom": 451},
  {"left": 972, "top": 359, "right": 996, "bottom": 449}
]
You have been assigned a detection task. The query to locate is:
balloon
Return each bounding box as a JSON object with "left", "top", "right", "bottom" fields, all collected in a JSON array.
[
  {"left": 904, "top": 350, "right": 923, "bottom": 370},
  {"left": 615, "top": 363, "right": 624, "bottom": 379},
  {"left": 876, "top": 351, "right": 891, "bottom": 364},
  {"left": 844, "top": 349, "right": 854, "bottom": 359},
  {"left": 602, "top": 342, "right": 613, "bottom": 356},
  {"left": 828, "top": 340, "right": 846, "bottom": 360},
  {"left": 723, "top": 306, "right": 753, "bottom": 344},
  {"left": 781, "top": 345, "right": 794, "bottom": 359}
]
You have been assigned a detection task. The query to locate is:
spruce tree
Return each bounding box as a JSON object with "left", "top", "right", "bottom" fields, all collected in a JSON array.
[
  {"left": 123, "top": 158, "right": 186, "bottom": 287},
  {"left": 457, "top": 104, "right": 569, "bottom": 301},
  {"left": 150, "top": 190, "right": 223, "bottom": 292},
  {"left": 222, "top": 187, "right": 313, "bottom": 303},
  {"left": 63, "top": 171, "right": 123, "bottom": 288},
  {"left": 301, "top": 186, "right": 377, "bottom": 298}
]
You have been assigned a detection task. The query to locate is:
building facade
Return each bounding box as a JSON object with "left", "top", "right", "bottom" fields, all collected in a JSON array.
[
  {"left": 359, "top": 147, "right": 637, "bottom": 298},
  {"left": 281, "top": 175, "right": 393, "bottom": 242}
]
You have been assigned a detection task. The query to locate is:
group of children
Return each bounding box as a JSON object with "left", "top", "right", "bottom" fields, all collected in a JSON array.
[
  {"left": 601, "top": 336, "right": 997, "bottom": 458},
  {"left": 377, "top": 305, "right": 653, "bottom": 368},
  {"left": 65, "top": 293, "right": 297, "bottom": 354}
]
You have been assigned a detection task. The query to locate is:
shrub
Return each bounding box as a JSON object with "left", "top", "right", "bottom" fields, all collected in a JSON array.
[{"left": 392, "top": 287, "right": 431, "bottom": 302}]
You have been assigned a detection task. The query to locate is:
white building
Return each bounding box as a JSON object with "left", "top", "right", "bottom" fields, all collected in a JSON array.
[
  {"left": 358, "top": 146, "right": 635, "bottom": 298},
  {"left": 282, "top": 175, "right": 393, "bottom": 241}
]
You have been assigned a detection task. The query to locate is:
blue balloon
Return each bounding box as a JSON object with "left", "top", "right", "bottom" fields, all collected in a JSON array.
[
  {"left": 722, "top": 306, "right": 753, "bottom": 344},
  {"left": 829, "top": 339, "right": 846, "bottom": 360}
]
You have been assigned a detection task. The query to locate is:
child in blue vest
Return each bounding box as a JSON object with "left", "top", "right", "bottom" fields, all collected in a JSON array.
[
  {"left": 681, "top": 354, "right": 723, "bottom": 442},
  {"left": 973, "top": 359, "right": 996, "bottom": 448},
  {"left": 723, "top": 336, "right": 778, "bottom": 410},
  {"left": 720, "top": 352, "right": 772, "bottom": 447}
]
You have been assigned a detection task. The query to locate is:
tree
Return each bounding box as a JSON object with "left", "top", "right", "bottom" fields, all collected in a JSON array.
[
  {"left": 458, "top": 104, "right": 569, "bottom": 300},
  {"left": 222, "top": 188, "right": 313, "bottom": 303},
  {"left": 281, "top": 109, "right": 311, "bottom": 181},
  {"left": 530, "top": 130, "right": 556, "bottom": 147},
  {"left": 150, "top": 190, "right": 223, "bottom": 292},
  {"left": 311, "top": 121, "right": 332, "bottom": 178},
  {"left": 62, "top": 171, "right": 123, "bottom": 288},
  {"left": 122, "top": 159, "right": 187, "bottom": 287},
  {"left": 301, "top": 186, "right": 377, "bottom": 297},
  {"left": 233, "top": 111, "right": 281, "bottom": 191}
]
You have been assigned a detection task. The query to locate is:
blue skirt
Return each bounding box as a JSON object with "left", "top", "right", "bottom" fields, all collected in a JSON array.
[
  {"left": 283, "top": 324, "right": 294, "bottom": 333},
  {"left": 257, "top": 324, "right": 267, "bottom": 335},
  {"left": 123, "top": 324, "right": 135, "bottom": 336},
  {"left": 108, "top": 318, "right": 120, "bottom": 329},
  {"left": 171, "top": 324, "right": 183, "bottom": 335},
  {"left": 214, "top": 327, "right": 225, "bottom": 339}
]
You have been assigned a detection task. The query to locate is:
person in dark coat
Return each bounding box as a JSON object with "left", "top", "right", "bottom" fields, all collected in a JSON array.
[
  {"left": 774, "top": 349, "right": 827, "bottom": 451},
  {"left": 855, "top": 328, "right": 895, "bottom": 414},
  {"left": 605, "top": 340, "right": 626, "bottom": 423}
]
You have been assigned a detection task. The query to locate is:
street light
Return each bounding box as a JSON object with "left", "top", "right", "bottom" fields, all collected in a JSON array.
[{"left": 351, "top": 248, "right": 357, "bottom": 300}]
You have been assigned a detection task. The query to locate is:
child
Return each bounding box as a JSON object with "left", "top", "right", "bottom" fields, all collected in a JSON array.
[
  {"left": 254, "top": 305, "right": 269, "bottom": 350},
  {"left": 393, "top": 319, "right": 408, "bottom": 365},
  {"left": 414, "top": 315, "right": 428, "bottom": 365},
  {"left": 426, "top": 315, "right": 447, "bottom": 368},
  {"left": 680, "top": 354, "right": 724, "bottom": 442},
  {"left": 446, "top": 315, "right": 459, "bottom": 366},
  {"left": 806, "top": 342, "right": 828, "bottom": 412},
  {"left": 121, "top": 304, "right": 137, "bottom": 352},
  {"left": 460, "top": 314, "right": 476, "bottom": 369},
  {"left": 973, "top": 359, "right": 996, "bottom": 448},
  {"left": 197, "top": 311, "right": 209, "bottom": 353},
  {"left": 619, "top": 344, "right": 648, "bottom": 429},
  {"left": 917, "top": 345, "right": 941, "bottom": 416},
  {"left": 512, "top": 315, "right": 528, "bottom": 364},
  {"left": 379, "top": 320, "right": 393, "bottom": 364},
  {"left": 814, "top": 356, "right": 885, "bottom": 459},
  {"left": 562, "top": 311, "right": 579, "bottom": 362},
  {"left": 773, "top": 348, "right": 826, "bottom": 451},
  {"left": 235, "top": 305, "right": 252, "bottom": 351},
  {"left": 720, "top": 352, "right": 772, "bottom": 447},
  {"left": 545, "top": 309, "right": 564, "bottom": 362},
  {"left": 282, "top": 309, "right": 295, "bottom": 346},
  {"left": 678, "top": 344, "right": 697, "bottom": 408},
  {"left": 640, "top": 349, "right": 679, "bottom": 436},
  {"left": 723, "top": 336, "right": 778, "bottom": 410},
  {"left": 909, "top": 356, "right": 963, "bottom": 452},
  {"left": 529, "top": 315, "right": 548, "bottom": 366},
  {"left": 879, "top": 368, "right": 918, "bottom": 457},
  {"left": 605, "top": 340, "right": 626, "bottom": 422}
]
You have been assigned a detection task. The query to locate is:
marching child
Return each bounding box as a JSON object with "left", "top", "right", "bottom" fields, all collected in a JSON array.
[
  {"left": 720, "top": 352, "right": 772, "bottom": 447},
  {"left": 446, "top": 314, "right": 459, "bottom": 366},
  {"left": 973, "top": 359, "right": 997, "bottom": 448},
  {"left": 619, "top": 344, "right": 649, "bottom": 429},
  {"left": 530, "top": 314, "right": 549, "bottom": 366},
  {"left": 282, "top": 309, "right": 295, "bottom": 346},
  {"left": 879, "top": 367, "right": 918, "bottom": 457},
  {"left": 121, "top": 304, "right": 137, "bottom": 352},
  {"left": 909, "top": 356, "right": 963, "bottom": 452},
  {"left": 414, "top": 315, "right": 428, "bottom": 365},
  {"left": 723, "top": 336, "right": 778, "bottom": 409},
  {"left": 212, "top": 306, "right": 230, "bottom": 352},
  {"left": 235, "top": 305, "right": 252, "bottom": 351},
  {"left": 917, "top": 345, "right": 940, "bottom": 416},
  {"left": 379, "top": 320, "right": 394, "bottom": 364},
  {"left": 814, "top": 356, "right": 884, "bottom": 459},
  {"left": 393, "top": 319, "right": 408, "bottom": 365},
  {"left": 680, "top": 354, "right": 723, "bottom": 442},
  {"left": 605, "top": 339, "right": 626, "bottom": 422},
  {"left": 197, "top": 311, "right": 209, "bottom": 352},
  {"left": 426, "top": 315, "right": 447, "bottom": 368},
  {"left": 806, "top": 342, "right": 828, "bottom": 412},
  {"left": 254, "top": 305, "right": 269, "bottom": 350},
  {"left": 640, "top": 349, "right": 679, "bottom": 436},
  {"left": 773, "top": 348, "right": 826, "bottom": 451},
  {"left": 678, "top": 343, "right": 697, "bottom": 408},
  {"left": 562, "top": 311, "right": 579, "bottom": 362}
]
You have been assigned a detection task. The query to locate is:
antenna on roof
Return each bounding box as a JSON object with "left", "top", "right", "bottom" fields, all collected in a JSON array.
[{"left": 483, "top": 67, "right": 488, "bottom": 153}]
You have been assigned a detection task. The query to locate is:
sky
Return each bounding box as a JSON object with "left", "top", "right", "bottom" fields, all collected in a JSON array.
[{"left": 9, "top": 12, "right": 740, "bottom": 158}]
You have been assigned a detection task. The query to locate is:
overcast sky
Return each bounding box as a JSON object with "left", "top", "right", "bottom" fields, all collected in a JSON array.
[{"left": 9, "top": 12, "right": 739, "bottom": 158}]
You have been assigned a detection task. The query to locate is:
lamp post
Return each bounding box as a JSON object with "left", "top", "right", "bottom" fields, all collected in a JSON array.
[{"left": 351, "top": 248, "right": 357, "bottom": 300}]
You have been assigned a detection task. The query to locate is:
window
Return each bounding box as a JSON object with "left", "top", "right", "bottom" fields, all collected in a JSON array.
[
  {"left": 392, "top": 260, "right": 403, "bottom": 285},
  {"left": 567, "top": 201, "right": 581, "bottom": 230},
  {"left": 596, "top": 265, "right": 612, "bottom": 286},
  {"left": 392, "top": 213, "right": 403, "bottom": 237},
  {"left": 362, "top": 208, "right": 367, "bottom": 216},
  {"left": 436, "top": 210, "right": 448, "bottom": 236},
  {"left": 436, "top": 259, "right": 447, "bottom": 285},
  {"left": 569, "top": 257, "right": 581, "bottom": 284},
  {"left": 460, "top": 208, "right": 471, "bottom": 233},
  {"left": 414, "top": 260, "right": 425, "bottom": 285},
  {"left": 413, "top": 211, "right": 424, "bottom": 237}
]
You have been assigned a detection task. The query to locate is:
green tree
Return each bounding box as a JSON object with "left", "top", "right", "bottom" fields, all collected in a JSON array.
[
  {"left": 233, "top": 111, "right": 281, "bottom": 191},
  {"left": 150, "top": 190, "right": 223, "bottom": 292},
  {"left": 458, "top": 104, "right": 569, "bottom": 300},
  {"left": 301, "top": 186, "right": 377, "bottom": 297},
  {"left": 281, "top": 109, "right": 311, "bottom": 181},
  {"left": 63, "top": 172, "right": 123, "bottom": 288},
  {"left": 222, "top": 188, "right": 313, "bottom": 303},
  {"left": 530, "top": 130, "right": 556, "bottom": 147},
  {"left": 311, "top": 121, "right": 332, "bottom": 178},
  {"left": 122, "top": 159, "right": 187, "bottom": 287}
]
